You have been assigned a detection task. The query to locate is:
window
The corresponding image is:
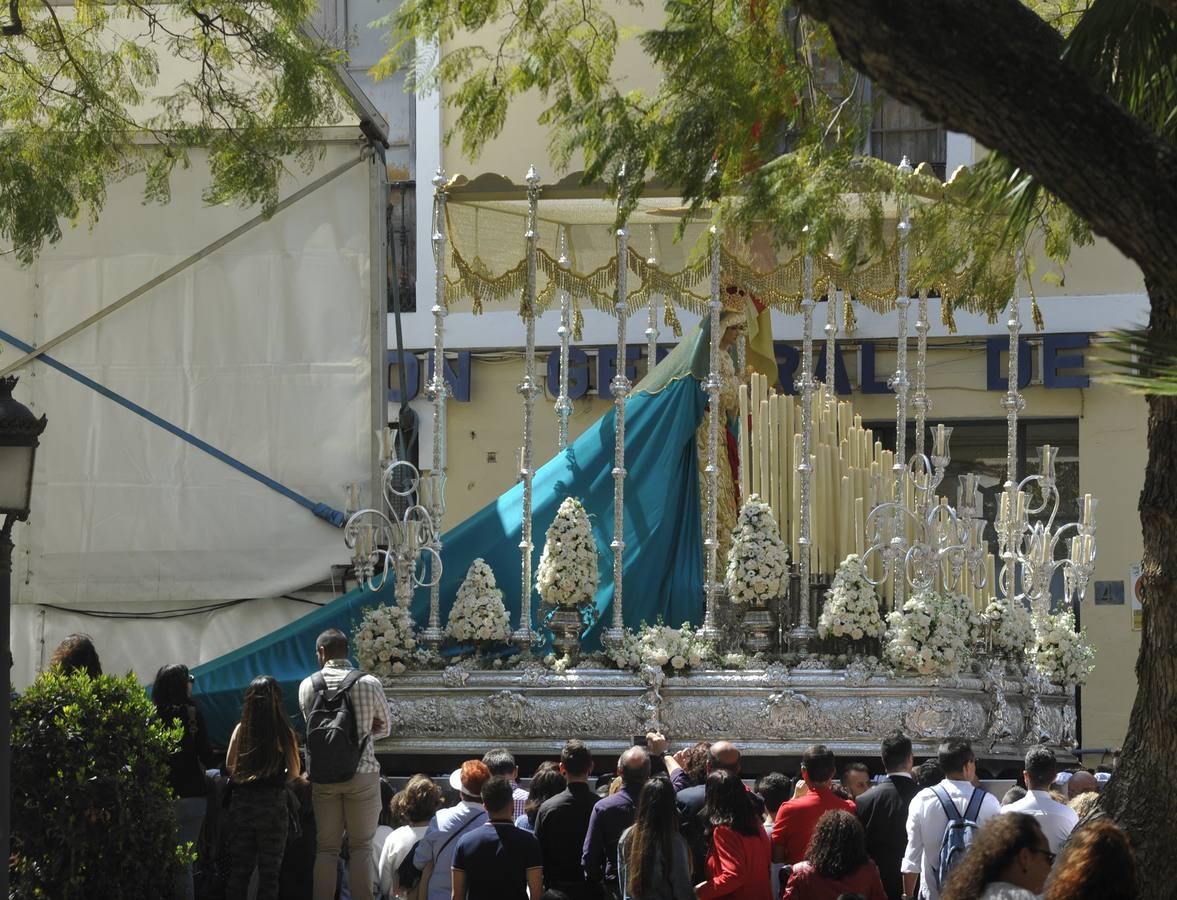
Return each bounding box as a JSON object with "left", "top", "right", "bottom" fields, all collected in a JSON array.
[{"left": 867, "top": 88, "right": 947, "bottom": 180}]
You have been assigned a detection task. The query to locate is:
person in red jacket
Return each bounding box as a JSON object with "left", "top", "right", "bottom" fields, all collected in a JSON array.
[
  {"left": 772, "top": 744, "right": 857, "bottom": 865},
  {"left": 695, "top": 770, "right": 774, "bottom": 900},
  {"left": 782, "top": 809, "right": 888, "bottom": 900}
]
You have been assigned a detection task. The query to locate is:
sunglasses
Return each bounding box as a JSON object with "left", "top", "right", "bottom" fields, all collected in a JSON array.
[{"left": 1030, "top": 848, "right": 1056, "bottom": 865}]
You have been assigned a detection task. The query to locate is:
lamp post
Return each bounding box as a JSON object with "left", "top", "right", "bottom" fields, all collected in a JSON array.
[{"left": 0, "top": 375, "right": 47, "bottom": 899}]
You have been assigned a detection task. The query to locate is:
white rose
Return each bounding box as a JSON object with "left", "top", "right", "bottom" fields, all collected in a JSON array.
[{"left": 671, "top": 655, "right": 687, "bottom": 670}]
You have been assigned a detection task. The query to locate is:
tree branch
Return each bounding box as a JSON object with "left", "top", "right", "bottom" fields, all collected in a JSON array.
[{"left": 796, "top": 0, "right": 1177, "bottom": 291}]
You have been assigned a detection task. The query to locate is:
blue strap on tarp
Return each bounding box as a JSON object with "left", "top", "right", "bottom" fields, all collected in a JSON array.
[{"left": 0, "top": 328, "right": 346, "bottom": 527}]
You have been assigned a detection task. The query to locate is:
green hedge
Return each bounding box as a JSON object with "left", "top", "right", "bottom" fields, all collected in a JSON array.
[{"left": 9, "top": 669, "right": 185, "bottom": 898}]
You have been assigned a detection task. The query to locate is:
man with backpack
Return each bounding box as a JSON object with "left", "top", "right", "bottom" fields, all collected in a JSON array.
[
  {"left": 298, "top": 628, "right": 392, "bottom": 900},
  {"left": 900, "top": 738, "right": 1000, "bottom": 900}
]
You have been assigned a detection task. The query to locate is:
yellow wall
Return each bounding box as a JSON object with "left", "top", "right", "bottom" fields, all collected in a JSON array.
[{"left": 439, "top": 338, "right": 1145, "bottom": 751}]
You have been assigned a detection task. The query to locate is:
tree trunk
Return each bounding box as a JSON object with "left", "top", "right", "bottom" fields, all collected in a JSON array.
[
  {"left": 792, "top": 1, "right": 1177, "bottom": 893},
  {"left": 796, "top": 0, "right": 1177, "bottom": 290},
  {"left": 1098, "top": 276, "right": 1177, "bottom": 897}
]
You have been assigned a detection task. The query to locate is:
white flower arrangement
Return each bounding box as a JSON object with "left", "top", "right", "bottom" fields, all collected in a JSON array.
[
  {"left": 884, "top": 588, "right": 972, "bottom": 676},
  {"left": 819, "top": 554, "right": 884, "bottom": 640},
  {"left": 982, "top": 595, "right": 1035, "bottom": 664},
  {"left": 948, "top": 591, "right": 987, "bottom": 647},
  {"left": 1034, "top": 608, "right": 1095, "bottom": 686},
  {"left": 725, "top": 496, "right": 788, "bottom": 605},
  {"left": 446, "top": 558, "right": 512, "bottom": 648},
  {"left": 604, "top": 622, "right": 715, "bottom": 674},
  {"left": 354, "top": 603, "right": 422, "bottom": 677},
  {"left": 536, "top": 497, "right": 599, "bottom": 610}
]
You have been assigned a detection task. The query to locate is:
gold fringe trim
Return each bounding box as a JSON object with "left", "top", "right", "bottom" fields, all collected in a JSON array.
[{"left": 441, "top": 207, "right": 1015, "bottom": 328}]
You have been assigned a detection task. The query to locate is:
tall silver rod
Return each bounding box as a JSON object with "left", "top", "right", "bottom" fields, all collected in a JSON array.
[
  {"left": 513, "top": 165, "right": 542, "bottom": 652},
  {"left": 1003, "top": 252, "right": 1025, "bottom": 490},
  {"left": 825, "top": 285, "right": 839, "bottom": 404},
  {"left": 913, "top": 288, "right": 930, "bottom": 459},
  {"left": 555, "top": 226, "right": 573, "bottom": 451},
  {"left": 604, "top": 192, "right": 632, "bottom": 645},
  {"left": 422, "top": 169, "right": 448, "bottom": 647},
  {"left": 645, "top": 225, "right": 661, "bottom": 374},
  {"left": 891, "top": 157, "right": 913, "bottom": 611},
  {"left": 999, "top": 253, "right": 1026, "bottom": 604},
  {"left": 701, "top": 226, "right": 723, "bottom": 639},
  {"left": 791, "top": 252, "right": 818, "bottom": 645}
]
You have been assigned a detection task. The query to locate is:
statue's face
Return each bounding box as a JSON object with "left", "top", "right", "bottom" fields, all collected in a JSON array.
[{"left": 721, "top": 325, "right": 742, "bottom": 348}]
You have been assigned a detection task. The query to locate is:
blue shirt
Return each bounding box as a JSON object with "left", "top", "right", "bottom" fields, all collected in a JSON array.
[
  {"left": 453, "top": 820, "right": 543, "bottom": 900},
  {"left": 582, "top": 786, "right": 640, "bottom": 888}
]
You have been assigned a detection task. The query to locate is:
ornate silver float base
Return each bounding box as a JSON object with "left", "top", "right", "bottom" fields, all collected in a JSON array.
[{"left": 378, "top": 666, "right": 1074, "bottom": 764}]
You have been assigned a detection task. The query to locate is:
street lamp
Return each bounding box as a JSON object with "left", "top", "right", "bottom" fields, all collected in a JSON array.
[{"left": 0, "top": 374, "right": 47, "bottom": 898}]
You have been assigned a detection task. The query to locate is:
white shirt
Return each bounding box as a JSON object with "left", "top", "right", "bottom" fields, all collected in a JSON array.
[
  {"left": 902, "top": 778, "right": 1002, "bottom": 900},
  {"left": 979, "top": 882, "right": 1040, "bottom": 900},
  {"left": 1004, "top": 789, "right": 1078, "bottom": 852},
  {"left": 378, "top": 822, "right": 428, "bottom": 897}
]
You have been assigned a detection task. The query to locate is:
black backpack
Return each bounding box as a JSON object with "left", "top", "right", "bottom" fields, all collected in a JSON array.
[{"left": 305, "top": 669, "right": 368, "bottom": 783}]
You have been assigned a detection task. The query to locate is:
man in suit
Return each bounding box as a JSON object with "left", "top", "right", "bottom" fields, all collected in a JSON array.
[
  {"left": 856, "top": 730, "right": 920, "bottom": 900},
  {"left": 676, "top": 740, "right": 741, "bottom": 881}
]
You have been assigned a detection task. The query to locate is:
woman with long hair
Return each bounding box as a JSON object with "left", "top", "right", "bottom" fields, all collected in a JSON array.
[
  {"left": 224, "top": 675, "right": 301, "bottom": 900},
  {"left": 153, "top": 664, "right": 216, "bottom": 900},
  {"left": 781, "top": 810, "right": 886, "bottom": 900},
  {"left": 695, "top": 770, "right": 772, "bottom": 900},
  {"left": 47, "top": 633, "right": 101, "bottom": 677},
  {"left": 377, "top": 774, "right": 446, "bottom": 898},
  {"left": 516, "top": 761, "right": 566, "bottom": 832},
  {"left": 941, "top": 813, "right": 1054, "bottom": 900},
  {"left": 1042, "top": 818, "right": 1136, "bottom": 900},
  {"left": 617, "top": 776, "right": 696, "bottom": 900}
]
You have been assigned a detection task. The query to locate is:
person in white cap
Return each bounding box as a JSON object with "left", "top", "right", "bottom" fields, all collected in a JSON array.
[{"left": 412, "top": 760, "right": 491, "bottom": 900}]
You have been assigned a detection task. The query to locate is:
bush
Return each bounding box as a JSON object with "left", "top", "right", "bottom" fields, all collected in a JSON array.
[{"left": 9, "top": 669, "right": 184, "bottom": 899}]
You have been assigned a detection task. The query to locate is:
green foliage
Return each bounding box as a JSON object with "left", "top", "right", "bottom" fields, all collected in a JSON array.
[
  {"left": 0, "top": 0, "right": 342, "bottom": 263},
  {"left": 9, "top": 669, "right": 187, "bottom": 899},
  {"left": 383, "top": 0, "right": 1121, "bottom": 316}
]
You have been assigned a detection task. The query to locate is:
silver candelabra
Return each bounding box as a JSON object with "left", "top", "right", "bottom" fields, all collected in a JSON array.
[{"left": 344, "top": 458, "right": 443, "bottom": 615}]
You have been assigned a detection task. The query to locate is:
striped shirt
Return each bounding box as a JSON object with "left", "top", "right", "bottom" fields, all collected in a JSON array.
[{"left": 298, "top": 659, "right": 391, "bottom": 776}]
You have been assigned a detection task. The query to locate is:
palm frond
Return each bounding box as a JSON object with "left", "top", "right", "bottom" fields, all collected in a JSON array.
[
  {"left": 1094, "top": 327, "right": 1177, "bottom": 395},
  {"left": 1064, "top": 0, "right": 1177, "bottom": 143}
]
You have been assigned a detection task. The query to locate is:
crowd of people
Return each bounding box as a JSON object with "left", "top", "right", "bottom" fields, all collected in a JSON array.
[{"left": 37, "top": 630, "right": 1133, "bottom": 900}]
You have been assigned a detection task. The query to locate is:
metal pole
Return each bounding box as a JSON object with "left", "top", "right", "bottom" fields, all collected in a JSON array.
[
  {"left": 604, "top": 196, "right": 632, "bottom": 647},
  {"left": 790, "top": 254, "right": 818, "bottom": 647},
  {"left": 514, "top": 166, "right": 542, "bottom": 652},
  {"left": 421, "top": 170, "right": 448, "bottom": 647},
  {"left": 701, "top": 226, "right": 723, "bottom": 640},
  {"left": 1, "top": 516, "right": 13, "bottom": 900}
]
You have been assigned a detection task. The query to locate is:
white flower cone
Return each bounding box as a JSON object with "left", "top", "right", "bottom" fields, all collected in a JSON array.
[
  {"left": 724, "top": 495, "right": 788, "bottom": 606},
  {"left": 819, "top": 554, "right": 884, "bottom": 640},
  {"left": 447, "top": 558, "right": 511, "bottom": 647},
  {"left": 537, "top": 497, "right": 599, "bottom": 609}
]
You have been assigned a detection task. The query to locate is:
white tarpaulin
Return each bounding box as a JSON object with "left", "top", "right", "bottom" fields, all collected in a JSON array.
[{"left": 1, "top": 142, "right": 377, "bottom": 688}]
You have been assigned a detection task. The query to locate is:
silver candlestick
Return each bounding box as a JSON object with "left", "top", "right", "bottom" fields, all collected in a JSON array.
[{"left": 513, "top": 165, "right": 543, "bottom": 653}]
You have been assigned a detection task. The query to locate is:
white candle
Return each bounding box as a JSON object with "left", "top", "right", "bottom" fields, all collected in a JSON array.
[
  {"left": 1083, "top": 492, "right": 1093, "bottom": 526},
  {"left": 738, "top": 384, "right": 750, "bottom": 501}
]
